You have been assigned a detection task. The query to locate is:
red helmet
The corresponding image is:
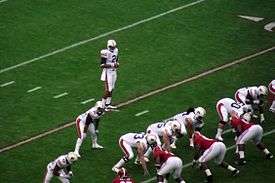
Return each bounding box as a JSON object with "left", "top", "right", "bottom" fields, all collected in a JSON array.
[{"left": 118, "top": 167, "right": 128, "bottom": 178}]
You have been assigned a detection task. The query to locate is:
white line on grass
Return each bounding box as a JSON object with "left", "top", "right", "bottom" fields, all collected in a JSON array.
[
  {"left": 53, "top": 92, "right": 68, "bottom": 99},
  {"left": 0, "top": 0, "right": 207, "bottom": 74},
  {"left": 135, "top": 110, "right": 149, "bottom": 117},
  {"left": 81, "top": 98, "right": 95, "bottom": 104},
  {"left": 0, "top": 46, "right": 274, "bottom": 153},
  {"left": 27, "top": 86, "right": 42, "bottom": 93},
  {"left": 0, "top": 0, "right": 8, "bottom": 4},
  {"left": 141, "top": 128, "right": 275, "bottom": 183},
  {"left": 0, "top": 81, "right": 15, "bottom": 87}
]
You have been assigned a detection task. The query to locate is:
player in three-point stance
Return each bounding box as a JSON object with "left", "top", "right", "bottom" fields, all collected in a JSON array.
[
  {"left": 43, "top": 152, "right": 78, "bottom": 183},
  {"left": 74, "top": 101, "right": 105, "bottom": 158},
  {"left": 112, "top": 167, "right": 135, "bottom": 183},
  {"left": 100, "top": 39, "right": 119, "bottom": 110}
]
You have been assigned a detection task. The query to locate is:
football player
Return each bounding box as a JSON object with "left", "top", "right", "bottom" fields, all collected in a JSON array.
[
  {"left": 112, "top": 167, "right": 135, "bottom": 183},
  {"left": 112, "top": 132, "right": 157, "bottom": 176},
  {"left": 192, "top": 131, "right": 239, "bottom": 183},
  {"left": 230, "top": 115, "right": 273, "bottom": 165},
  {"left": 152, "top": 146, "right": 186, "bottom": 183},
  {"left": 215, "top": 98, "right": 248, "bottom": 141},
  {"left": 169, "top": 107, "right": 206, "bottom": 147},
  {"left": 268, "top": 80, "right": 275, "bottom": 113},
  {"left": 100, "top": 39, "right": 119, "bottom": 110},
  {"left": 235, "top": 85, "right": 268, "bottom": 123},
  {"left": 43, "top": 152, "right": 78, "bottom": 183},
  {"left": 74, "top": 101, "right": 105, "bottom": 158}
]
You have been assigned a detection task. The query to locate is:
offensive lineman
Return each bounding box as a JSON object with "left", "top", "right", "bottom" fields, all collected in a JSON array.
[
  {"left": 100, "top": 39, "right": 119, "bottom": 110},
  {"left": 268, "top": 80, "right": 275, "bottom": 113},
  {"left": 234, "top": 85, "right": 268, "bottom": 123},
  {"left": 74, "top": 101, "right": 105, "bottom": 158},
  {"left": 43, "top": 152, "right": 78, "bottom": 183}
]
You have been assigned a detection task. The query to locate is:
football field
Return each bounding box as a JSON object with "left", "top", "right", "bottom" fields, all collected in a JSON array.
[{"left": 0, "top": 0, "right": 274, "bottom": 182}]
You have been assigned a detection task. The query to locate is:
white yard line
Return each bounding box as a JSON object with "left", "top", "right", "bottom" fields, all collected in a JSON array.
[
  {"left": 0, "top": 81, "right": 15, "bottom": 87},
  {"left": 0, "top": 46, "right": 274, "bottom": 153},
  {"left": 27, "top": 86, "right": 42, "bottom": 93},
  {"left": 53, "top": 92, "right": 68, "bottom": 99},
  {"left": 141, "top": 128, "right": 275, "bottom": 183},
  {"left": 0, "top": 0, "right": 207, "bottom": 74},
  {"left": 135, "top": 110, "right": 149, "bottom": 117},
  {"left": 81, "top": 98, "right": 95, "bottom": 104},
  {"left": 0, "top": 0, "right": 8, "bottom": 4}
]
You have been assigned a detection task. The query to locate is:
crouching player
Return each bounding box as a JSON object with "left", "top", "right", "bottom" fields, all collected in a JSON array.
[
  {"left": 43, "top": 152, "right": 78, "bottom": 183},
  {"left": 112, "top": 167, "right": 135, "bottom": 183},
  {"left": 192, "top": 131, "right": 239, "bottom": 183},
  {"left": 152, "top": 145, "right": 186, "bottom": 183},
  {"left": 230, "top": 115, "right": 273, "bottom": 165}
]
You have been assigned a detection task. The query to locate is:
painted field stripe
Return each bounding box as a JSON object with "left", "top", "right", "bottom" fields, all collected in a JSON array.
[
  {"left": 53, "top": 92, "right": 68, "bottom": 99},
  {"left": 0, "top": 0, "right": 207, "bottom": 74},
  {"left": 0, "top": 46, "right": 274, "bottom": 153},
  {"left": 135, "top": 110, "right": 149, "bottom": 117},
  {"left": 81, "top": 98, "right": 95, "bottom": 104},
  {"left": 27, "top": 86, "right": 42, "bottom": 93},
  {"left": 0, "top": 81, "right": 15, "bottom": 87},
  {"left": 0, "top": 0, "right": 8, "bottom": 4},
  {"left": 141, "top": 128, "right": 275, "bottom": 183}
]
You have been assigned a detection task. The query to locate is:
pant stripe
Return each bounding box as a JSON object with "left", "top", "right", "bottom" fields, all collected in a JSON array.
[
  {"left": 216, "top": 103, "right": 224, "bottom": 121},
  {"left": 235, "top": 92, "right": 242, "bottom": 103},
  {"left": 119, "top": 139, "right": 129, "bottom": 158},
  {"left": 237, "top": 127, "right": 250, "bottom": 144},
  {"left": 76, "top": 118, "right": 81, "bottom": 139},
  {"left": 201, "top": 143, "right": 215, "bottom": 162}
]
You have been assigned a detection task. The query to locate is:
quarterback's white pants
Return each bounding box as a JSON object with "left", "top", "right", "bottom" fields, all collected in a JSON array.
[
  {"left": 157, "top": 156, "right": 183, "bottom": 179},
  {"left": 216, "top": 102, "right": 230, "bottom": 123},
  {"left": 43, "top": 164, "right": 70, "bottom": 183},
  {"left": 236, "top": 125, "right": 263, "bottom": 145},
  {"left": 199, "top": 142, "right": 226, "bottom": 165},
  {"left": 119, "top": 138, "right": 134, "bottom": 160},
  {"left": 101, "top": 70, "right": 117, "bottom": 92}
]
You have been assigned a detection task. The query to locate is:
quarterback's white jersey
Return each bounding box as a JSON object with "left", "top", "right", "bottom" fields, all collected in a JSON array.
[
  {"left": 216, "top": 98, "right": 245, "bottom": 122},
  {"left": 120, "top": 133, "right": 148, "bottom": 149},
  {"left": 100, "top": 48, "right": 118, "bottom": 72}
]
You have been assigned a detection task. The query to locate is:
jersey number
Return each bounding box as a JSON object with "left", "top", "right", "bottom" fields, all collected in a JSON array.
[
  {"left": 231, "top": 102, "right": 241, "bottom": 109},
  {"left": 134, "top": 134, "right": 144, "bottom": 139},
  {"left": 112, "top": 55, "right": 117, "bottom": 62}
]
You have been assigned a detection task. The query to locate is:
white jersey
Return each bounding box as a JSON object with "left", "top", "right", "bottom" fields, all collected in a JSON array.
[
  {"left": 78, "top": 106, "right": 104, "bottom": 122},
  {"left": 217, "top": 98, "right": 245, "bottom": 116},
  {"left": 235, "top": 86, "right": 260, "bottom": 103},
  {"left": 100, "top": 48, "right": 119, "bottom": 72},
  {"left": 120, "top": 133, "right": 148, "bottom": 149},
  {"left": 48, "top": 155, "right": 70, "bottom": 171},
  {"left": 146, "top": 122, "right": 173, "bottom": 137}
]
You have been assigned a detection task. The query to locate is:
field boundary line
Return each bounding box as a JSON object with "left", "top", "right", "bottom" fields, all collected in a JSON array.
[
  {"left": 0, "top": 0, "right": 206, "bottom": 74},
  {"left": 0, "top": 46, "right": 274, "bottom": 153},
  {"left": 141, "top": 128, "right": 275, "bottom": 183}
]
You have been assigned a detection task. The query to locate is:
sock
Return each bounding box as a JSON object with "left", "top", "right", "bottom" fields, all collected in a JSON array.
[
  {"left": 114, "top": 158, "right": 126, "bottom": 168},
  {"left": 217, "top": 128, "right": 223, "bottom": 136},
  {"left": 263, "top": 148, "right": 270, "bottom": 155},
  {"left": 227, "top": 165, "right": 236, "bottom": 171},
  {"left": 205, "top": 169, "right": 212, "bottom": 176},
  {"left": 239, "top": 151, "right": 245, "bottom": 159},
  {"left": 101, "top": 98, "right": 106, "bottom": 107},
  {"left": 74, "top": 138, "right": 83, "bottom": 153},
  {"left": 260, "top": 114, "right": 265, "bottom": 121},
  {"left": 106, "top": 97, "right": 112, "bottom": 106}
]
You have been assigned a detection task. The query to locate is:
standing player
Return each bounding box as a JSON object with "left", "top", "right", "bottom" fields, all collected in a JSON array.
[
  {"left": 215, "top": 98, "right": 247, "bottom": 141},
  {"left": 235, "top": 85, "right": 268, "bottom": 123},
  {"left": 268, "top": 80, "right": 275, "bottom": 113},
  {"left": 230, "top": 115, "right": 273, "bottom": 165},
  {"left": 152, "top": 146, "right": 186, "bottom": 183},
  {"left": 43, "top": 152, "right": 78, "bottom": 183},
  {"left": 192, "top": 131, "right": 239, "bottom": 183},
  {"left": 112, "top": 132, "right": 157, "bottom": 176},
  {"left": 112, "top": 167, "right": 135, "bottom": 183},
  {"left": 100, "top": 39, "right": 119, "bottom": 110},
  {"left": 74, "top": 101, "right": 105, "bottom": 158},
  {"left": 169, "top": 107, "right": 206, "bottom": 147}
]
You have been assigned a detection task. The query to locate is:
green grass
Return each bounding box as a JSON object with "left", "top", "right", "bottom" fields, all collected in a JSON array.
[{"left": 0, "top": 0, "right": 274, "bottom": 182}]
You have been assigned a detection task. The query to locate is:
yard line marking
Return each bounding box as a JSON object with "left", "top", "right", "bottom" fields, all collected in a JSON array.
[
  {"left": 0, "top": 81, "right": 15, "bottom": 87},
  {"left": 0, "top": 0, "right": 207, "bottom": 74},
  {"left": 135, "top": 110, "right": 149, "bottom": 117},
  {"left": 0, "top": 0, "right": 8, "bottom": 4},
  {"left": 81, "top": 98, "right": 95, "bottom": 104},
  {"left": 141, "top": 128, "right": 275, "bottom": 183},
  {"left": 53, "top": 92, "right": 68, "bottom": 99},
  {"left": 27, "top": 86, "right": 42, "bottom": 93},
  {"left": 0, "top": 46, "right": 274, "bottom": 153}
]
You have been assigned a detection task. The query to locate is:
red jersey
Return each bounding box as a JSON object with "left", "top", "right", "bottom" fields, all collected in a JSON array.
[
  {"left": 193, "top": 131, "right": 216, "bottom": 151},
  {"left": 230, "top": 116, "right": 252, "bottom": 134},
  {"left": 153, "top": 146, "right": 174, "bottom": 165},
  {"left": 112, "top": 176, "right": 135, "bottom": 183}
]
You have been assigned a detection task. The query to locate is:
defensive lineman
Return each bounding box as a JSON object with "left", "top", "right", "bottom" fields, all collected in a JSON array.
[
  {"left": 100, "top": 39, "right": 119, "bottom": 110},
  {"left": 74, "top": 101, "right": 105, "bottom": 158},
  {"left": 43, "top": 152, "right": 78, "bottom": 183},
  {"left": 268, "top": 80, "right": 275, "bottom": 113}
]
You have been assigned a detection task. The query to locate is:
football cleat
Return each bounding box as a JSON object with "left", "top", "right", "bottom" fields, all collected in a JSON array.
[
  {"left": 112, "top": 166, "right": 119, "bottom": 173},
  {"left": 92, "top": 143, "right": 104, "bottom": 149},
  {"left": 232, "top": 169, "right": 240, "bottom": 176},
  {"left": 215, "top": 135, "right": 224, "bottom": 142},
  {"left": 266, "top": 153, "right": 273, "bottom": 159},
  {"left": 170, "top": 143, "right": 177, "bottom": 149}
]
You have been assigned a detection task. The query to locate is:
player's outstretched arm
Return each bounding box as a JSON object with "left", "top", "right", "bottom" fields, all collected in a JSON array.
[{"left": 137, "top": 143, "right": 149, "bottom": 176}]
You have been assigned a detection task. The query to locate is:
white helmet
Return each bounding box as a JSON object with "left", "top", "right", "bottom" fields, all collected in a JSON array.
[
  {"left": 258, "top": 85, "right": 268, "bottom": 96},
  {"left": 194, "top": 107, "right": 206, "bottom": 119},
  {"left": 170, "top": 120, "right": 181, "bottom": 132},
  {"left": 146, "top": 134, "right": 157, "bottom": 145},
  {"left": 95, "top": 101, "right": 104, "bottom": 109},
  {"left": 107, "top": 39, "right": 117, "bottom": 49},
  {"left": 67, "top": 152, "right": 78, "bottom": 163}
]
